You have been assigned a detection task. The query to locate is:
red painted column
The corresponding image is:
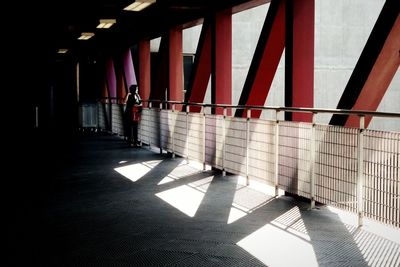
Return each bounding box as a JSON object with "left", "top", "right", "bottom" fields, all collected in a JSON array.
[
  {"left": 139, "top": 40, "right": 150, "bottom": 107},
  {"left": 150, "top": 37, "right": 169, "bottom": 102},
  {"left": 123, "top": 48, "right": 137, "bottom": 90},
  {"left": 106, "top": 57, "right": 117, "bottom": 103},
  {"left": 285, "top": 0, "right": 314, "bottom": 122},
  {"left": 169, "top": 26, "right": 183, "bottom": 110},
  {"left": 116, "top": 58, "right": 126, "bottom": 104},
  {"left": 212, "top": 10, "right": 232, "bottom": 115},
  {"left": 101, "top": 80, "right": 108, "bottom": 103}
]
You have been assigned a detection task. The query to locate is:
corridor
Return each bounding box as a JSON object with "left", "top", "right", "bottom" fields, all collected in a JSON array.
[{"left": 8, "top": 132, "right": 400, "bottom": 266}]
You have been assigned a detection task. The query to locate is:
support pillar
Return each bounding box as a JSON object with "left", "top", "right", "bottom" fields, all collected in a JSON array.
[
  {"left": 139, "top": 40, "right": 150, "bottom": 107},
  {"left": 212, "top": 10, "right": 232, "bottom": 115},
  {"left": 285, "top": 0, "right": 314, "bottom": 122},
  {"left": 169, "top": 27, "right": 183, "bottom": 110}
]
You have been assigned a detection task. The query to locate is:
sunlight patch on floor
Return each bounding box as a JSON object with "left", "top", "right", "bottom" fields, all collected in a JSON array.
[
  {"left": 227, "top": 204, "right": 248, "bottom": 224},
  {"left": 227, "top": 186, "right": 275, "bottom": 224},
  {"left": 157, "top": 160, "right": 202, "bottom": 185},
  {"left": 114, "top": 160, "right": 163, "bottom": 182},
  {"left": 327, "top": 206, "right": 400, "bottom": 266},
  {"left": 155, "top": 176, "right": 214, "bottom": 217},
  {"left": 237, "top": 207, "right": 317, "bottom": 267}
]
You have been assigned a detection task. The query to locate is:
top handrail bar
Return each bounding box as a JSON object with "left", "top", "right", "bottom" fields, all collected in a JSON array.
[{"left": 142, "top": 99, "right": 400, "bottom": 118}]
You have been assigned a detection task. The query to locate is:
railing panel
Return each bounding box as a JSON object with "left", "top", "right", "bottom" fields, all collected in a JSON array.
[
  {"left": 97, "top": 102, "right": 107, "bottom": 130},
  {"left": 174, "top": 112, "right": 188, "bottom": 157},
  {"left": 136, "top": 103, "right": 400, "bottom": 229},
  {"left": 187, "top": 113, "right": 204, "bottom": 162},
  {"left": 248, "top": 119, "right": 276, "bottom": 185},
  {"left": 225, "top": 117, "right": 247, "bottom": 177},
  {"left": 315, "top": 125, "right": 358, "bottom": 212},
  {"left": 160, "top": 110, "right": 173, "bottom": 151},
  {"left": 278, "top": 121, "right": 312, "bottom": 198},
  {"left": 80, "top": 103, "right": 98, "bottom": 128},
  {"left": 204, "top": 115, "right": 224, "bottom": 169},
  {"left": 111, "top": 104, "right": 124, "bottom": 136},
  {"left": 141, "top": 109, "right": 160, "bottom": 146},
  {"left": 364, "top": 130, "right": 400, "bottom": 228}
]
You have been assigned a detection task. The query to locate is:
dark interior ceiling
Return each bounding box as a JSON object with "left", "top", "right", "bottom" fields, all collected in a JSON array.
[{"left": 24, "top": 0, "right": 267, "bottom": 62}]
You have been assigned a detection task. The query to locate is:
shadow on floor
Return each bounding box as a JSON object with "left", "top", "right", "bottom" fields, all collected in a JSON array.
[{"left": 7, "top": 132, "right": 400, "bottom": 266}]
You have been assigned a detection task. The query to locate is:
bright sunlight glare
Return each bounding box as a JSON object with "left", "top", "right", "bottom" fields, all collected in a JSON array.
[
  {"left": 155, "top": 176, "right": 214, "bottom": 217},
  {"left": 237, "top": 207, "right": 318, "bottom": 267},
  {"left": 114, "top": 160, "right": 162, "bottom": 182}
]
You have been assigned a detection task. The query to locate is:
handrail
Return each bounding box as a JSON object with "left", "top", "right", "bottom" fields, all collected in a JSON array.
[{"left": 142, "top": 99, "right": 400, "bottom": 118}]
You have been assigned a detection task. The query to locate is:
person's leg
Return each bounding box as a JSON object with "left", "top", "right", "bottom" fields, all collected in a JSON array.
[
  {"left": 133, "top": 121, "right": 138, "bottom": 146},
  {"left": 129, "top": 122, "right": 134, "bottom": 146}
]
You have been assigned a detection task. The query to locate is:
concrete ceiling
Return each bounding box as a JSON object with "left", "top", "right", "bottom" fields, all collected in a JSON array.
[{"left": 22, "top": 0, "right": 267, "bottom": 60}]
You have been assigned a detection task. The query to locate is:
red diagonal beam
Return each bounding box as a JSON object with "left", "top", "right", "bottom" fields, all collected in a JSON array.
[
  {"left": 330, "top": 0, "right": 400, "bottom": 128},
  {"left": 186, "top": 19, "right": 212, "bottom": 112},
  {"left": 235, "top": 0, "right": 285, "bottom": 118}
]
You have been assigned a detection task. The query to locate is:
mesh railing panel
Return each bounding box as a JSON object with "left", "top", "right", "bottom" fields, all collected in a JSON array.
[
  {"left": 364, "top": 130, "right": 400, "bottom": 228},
  {"left": 315, "top": 125, "right": 358, "bottom": 212}
]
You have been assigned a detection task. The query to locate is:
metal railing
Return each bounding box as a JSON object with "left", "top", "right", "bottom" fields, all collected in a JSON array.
[{"left": 103, "top": 99, "right": 400, "bottom": 228}]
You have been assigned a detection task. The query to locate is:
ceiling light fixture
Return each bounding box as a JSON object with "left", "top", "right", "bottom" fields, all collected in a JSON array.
[
  {"left": 78, "top": 32, "right": 95, "bottom": 40},
  {"left": 96, "top": 19, "right": 116, "bottom": 29},
  {"left": 123, "top": 0, "right": 156, "bottom": 11},
  {"left": 57, "top": 49, "right": 68, "bottom": 54}
]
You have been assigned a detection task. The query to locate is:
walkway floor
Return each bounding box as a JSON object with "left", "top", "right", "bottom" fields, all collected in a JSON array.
[{"left": 7, "top": 132, "right": 400, "bottom": 266}]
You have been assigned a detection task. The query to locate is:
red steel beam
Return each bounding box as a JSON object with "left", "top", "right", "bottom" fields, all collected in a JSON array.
[
  {"left": 123, "top": 48, "right": 137, "bottom": 91},
  {"left": 347, "top": 16, "right": 400, "bottom": 127},
  {"left": 150, "top": 36, "right": 169, "bottom": 101},
  {"left": 139, "top": 40, "right": 151, "bottom": 107},
  {"left": 330, "top": 0, "right": 400, "bottom": 128},
  {"left": 186, "top": 20, "right": 212, "bottom": 112},
  {"left": 212, "top": 10, "right": 232, "bottom": 115},
  {"left": 115, "top": 57, "right": 126, "bottom": 103},
  {"left": 169, "top": 26, "right": 183, "bottom": 110},
  {"left": 235, "top": 0, "right": 285, "bottom": 118},
  {"left": 285, "top": 0, "right": 314, "bottom": 122}
]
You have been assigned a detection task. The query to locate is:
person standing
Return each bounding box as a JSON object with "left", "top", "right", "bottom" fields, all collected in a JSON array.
[{"left": 123, "top": 85, "right": 142, "bottom": 146}]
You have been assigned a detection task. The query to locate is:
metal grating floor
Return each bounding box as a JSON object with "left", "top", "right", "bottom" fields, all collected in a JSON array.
[{"left": 8, "top": 132, "right": 400, "bottom": 266}]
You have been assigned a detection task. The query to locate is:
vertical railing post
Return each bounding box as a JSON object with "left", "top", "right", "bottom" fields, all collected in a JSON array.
[
  {"left": 35, "top": 106, "right": 39, "bottom": 128},
  {"left": 139, "top": 108, "right": 142, "bottom": 147},
  {"left": 171, "top": 103, "right": 175, "bottom": 158},
  {"left": 357, "top": 115, "right": 365, "bottom": 227},
  {"left": 185, "top": 104, "right": 189, "bottom": 162},
  {"left": 223, "top": 107, "right": 227, "bottom": 176},
  {"left": 310, "top": 112, "right": 316, "bottom": 209},
  {"left": 148, "top": 102, "right": 152, "bottom": 148},
  {"left": 147, "top": 102, "right": 153, "bottom": 150},
  {"left": 275, "top": 110, "right": 280, "bottom": 197},
  {"left": 159, "top": 102, "right": 163, "bottom": 154},
  {"left": 246, "top": 109, "right": 251, "bottom": 185},
  {"left": 202, "top": 105, "right": 206, "bottom": 170}
]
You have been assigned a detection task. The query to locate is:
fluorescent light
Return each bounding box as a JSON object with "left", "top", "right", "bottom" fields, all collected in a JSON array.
[
  {"left": 78, "top": 32, "right": 94, "bottom": 40},
  {"left": 96, "top": 19, "right": 116, "bottom": 29},
  {"left": 57, "top": 49, "right": 68, "bottom": 54},
  {"left": 124, "top": 0, "right": 156, "bottom": 11}
]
